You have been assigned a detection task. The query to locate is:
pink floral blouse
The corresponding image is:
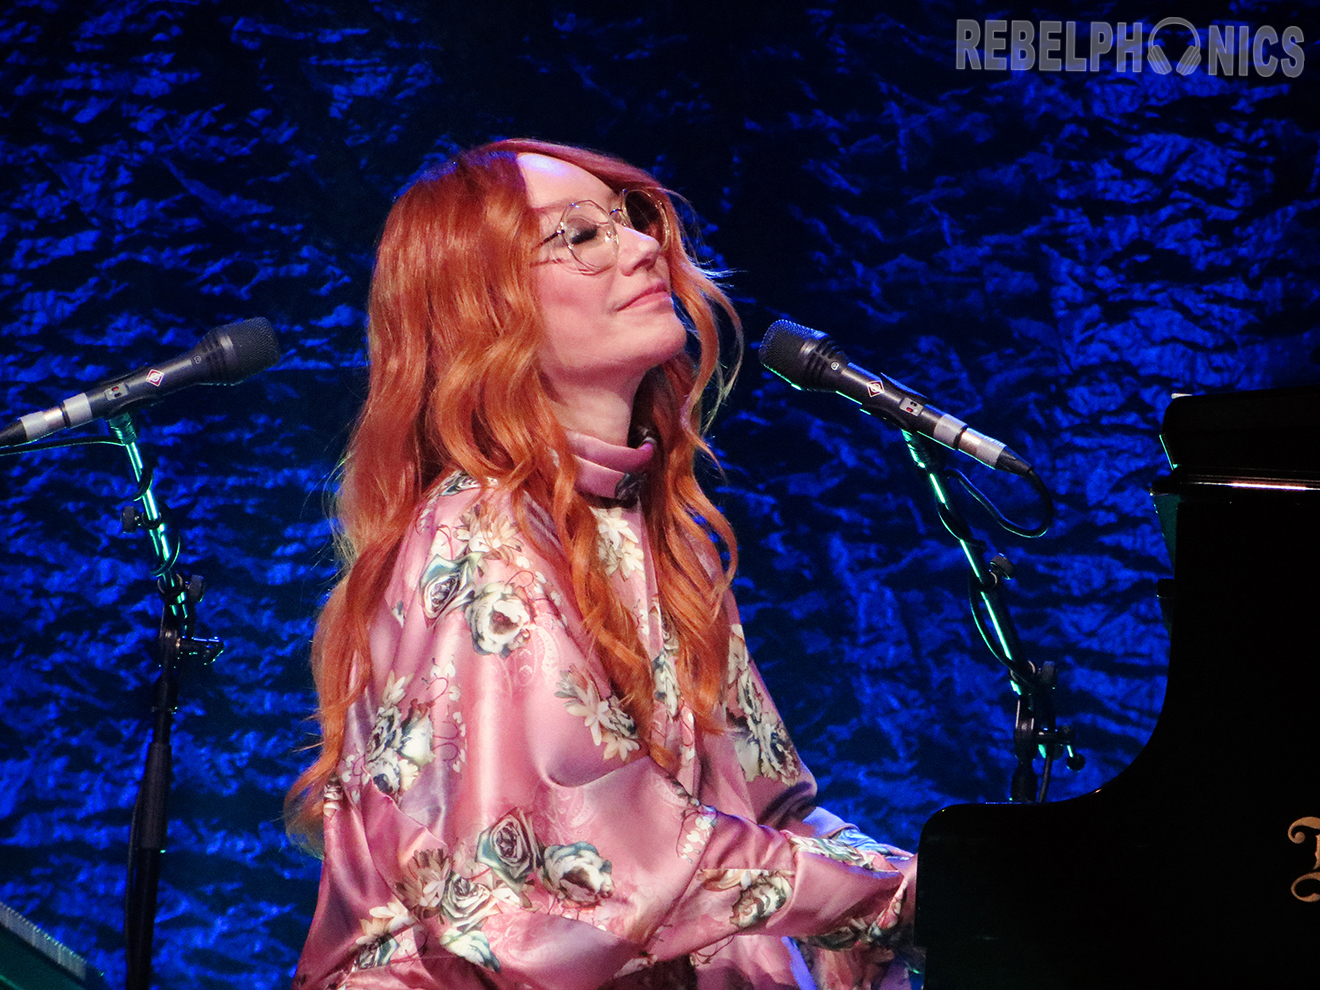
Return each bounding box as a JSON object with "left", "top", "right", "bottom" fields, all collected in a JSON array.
[{"left": 294, "top": 433, "right": 914, "bottom": 990}]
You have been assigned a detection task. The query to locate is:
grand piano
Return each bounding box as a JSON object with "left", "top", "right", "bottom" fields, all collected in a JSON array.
[{"left": 915, "top": 383, "right": 1320, "bottom": 988}]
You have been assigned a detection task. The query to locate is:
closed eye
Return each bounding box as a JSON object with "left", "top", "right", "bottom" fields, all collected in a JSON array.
[{"left": 566, "top": 224, "right": 602, "bottom": 247}]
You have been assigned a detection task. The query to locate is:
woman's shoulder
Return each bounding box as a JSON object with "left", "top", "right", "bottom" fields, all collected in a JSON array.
[
  {"left": 400, "top": 470, "right": 554, "bottom": 572},
  {"left": 389, "top": 471, "right": 496, "bottom": 577},
  {"left": 408, "top": 470, "right": 523, "bottom": 538},
  {"left": 386, "top": 471, "right": 573, "bottom": 656}
]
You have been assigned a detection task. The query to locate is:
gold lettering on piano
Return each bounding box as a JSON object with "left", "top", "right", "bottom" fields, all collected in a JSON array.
[{"left": 1288, "top": 817, "right": 1320, "bottom": 903}]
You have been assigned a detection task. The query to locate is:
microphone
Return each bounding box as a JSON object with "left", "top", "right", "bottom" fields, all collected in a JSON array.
[
  {"left": 760, "top": 319, "right": 1032, "bottom": 475},
  {"left": 0, "top": 318, "right": 281, "bottom": 447}
]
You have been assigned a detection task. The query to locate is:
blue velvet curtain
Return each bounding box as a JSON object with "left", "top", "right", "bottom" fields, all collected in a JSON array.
[{"left": 2, "top": 1, "right": 1316, "bottom": 986}]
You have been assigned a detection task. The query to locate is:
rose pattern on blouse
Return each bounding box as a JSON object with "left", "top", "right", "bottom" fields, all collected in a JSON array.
[
  {"left": 419, "top": 550, "right": 475, "bottom": 620},
  {"left": 701, "top": 868, "right": 794, "bottom": 930},
  {"left": 439, "top": 872, "right": 500, "bottom": 931},
  {"left": 378, "top": 848, "right": 501, "bottom": 974},
  {"left": 725, "top": 624, "right": 800, "bottom": 785},
  {"left": 475, "top": 809, "right": 541, "bottom": 906},
  {"left": 651, "top": 605, "right": 681, "bottom": 719},
  {"left": 541, "top": 841, "right": 616, "bottom": 904},
  {"left": 417, "top": 498, "right": 496, "bottom": 621},
  {"left": 354, "top": 808, "right": 617, "bottom": 976},
  {"left": 464, "top": 579, "right": 533, "bottom": 656},
  {"left": 363, "top": 672, "right": 435, "bottom": 798},
  {"left": 418, "top": 502, "right": 536, "bottom": 659}
]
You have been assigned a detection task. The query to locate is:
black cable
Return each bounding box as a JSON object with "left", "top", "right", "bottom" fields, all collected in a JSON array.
[{"left": 948, "top": 466, "right": 1054, "bottom": 538}]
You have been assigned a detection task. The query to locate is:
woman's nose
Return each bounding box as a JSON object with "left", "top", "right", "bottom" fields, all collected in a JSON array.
[{"left": 617, "top": 224, "right": 662, "bottom": 274}]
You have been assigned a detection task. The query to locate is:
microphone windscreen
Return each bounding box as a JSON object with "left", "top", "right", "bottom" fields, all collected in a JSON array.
[
  {"left": 760, "top": 319, "right": 817, "bottom": 378},
  {"left": 760, "top": 320, "right": 842, "bottom": 390},
  {"left": 200, "top": 318, "right": 282, "bottom": 383}
]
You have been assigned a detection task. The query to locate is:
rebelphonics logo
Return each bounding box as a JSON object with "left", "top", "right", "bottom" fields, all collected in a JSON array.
[{"left": 956, "top": 18, "right": 1305, "bottom": 77}]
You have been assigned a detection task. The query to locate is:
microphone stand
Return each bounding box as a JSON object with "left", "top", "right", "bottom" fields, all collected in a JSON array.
[
  {"left": 901, "top": 431, "right": 1081, "bottom": 802},
  {"left": 106, "top": 412, "right": 223, "bottom": 990}
]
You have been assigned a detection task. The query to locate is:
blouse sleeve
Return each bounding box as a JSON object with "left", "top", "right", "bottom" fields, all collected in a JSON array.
[
  {"left": 712, "top": 598, "right": 920, "bottom": 986},
  {"left": 301, "top": 484, "right": 911, "bottom": 990}
]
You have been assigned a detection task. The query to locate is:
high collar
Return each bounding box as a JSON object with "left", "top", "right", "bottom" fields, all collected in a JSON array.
[{"left": 567, "top": 429, "right": 655, "bottom": 502}]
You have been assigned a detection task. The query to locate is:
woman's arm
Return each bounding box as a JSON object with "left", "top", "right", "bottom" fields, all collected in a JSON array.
[{"left": 298, "top": 484, "right": 911, "bottom": 990}]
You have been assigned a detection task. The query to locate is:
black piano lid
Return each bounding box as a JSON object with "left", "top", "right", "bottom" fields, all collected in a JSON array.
[
  {"left": 1155, "top": 381, "right": 1320, "bottom": 568},
  {"left": 1160, "top": 381, "right": 1320, "bottom": 477}
]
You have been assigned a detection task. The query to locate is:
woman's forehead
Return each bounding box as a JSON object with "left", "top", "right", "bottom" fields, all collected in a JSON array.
[{"left": 518, "top": 153, "right": 613, "bottom": 212}]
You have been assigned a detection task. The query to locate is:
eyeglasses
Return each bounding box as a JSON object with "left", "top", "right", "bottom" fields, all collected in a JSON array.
[{"left": 536, "top": 188, "right": 669, "bottom": 273}]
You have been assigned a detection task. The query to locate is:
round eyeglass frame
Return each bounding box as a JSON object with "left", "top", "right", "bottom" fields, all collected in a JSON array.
[{"left": 536, "top": 188, "right": 670, "bottom": 273}]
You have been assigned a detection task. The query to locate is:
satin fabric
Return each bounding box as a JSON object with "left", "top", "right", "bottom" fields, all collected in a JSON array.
[{"left": 294, "top": 434, "right": 913, "bottom": 990}]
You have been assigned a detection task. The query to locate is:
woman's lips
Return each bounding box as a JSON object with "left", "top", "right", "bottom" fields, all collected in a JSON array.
[{"left": 618, "top": 282, "right": 671, "bottom": 310}]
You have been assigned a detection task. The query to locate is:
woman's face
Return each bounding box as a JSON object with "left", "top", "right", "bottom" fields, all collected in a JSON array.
[{"left": 519, "top": 153, "right": 687, "bottom": 418}]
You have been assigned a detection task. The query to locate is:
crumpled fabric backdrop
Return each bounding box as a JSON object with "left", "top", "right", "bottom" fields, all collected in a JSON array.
[{"left": 1, "top": 1, "right": 1317, "bottom": 987}]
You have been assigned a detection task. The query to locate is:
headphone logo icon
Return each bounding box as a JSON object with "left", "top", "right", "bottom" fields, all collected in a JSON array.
[{"left": 1148, "top": 18, "right": 1202, "bottom": 75}]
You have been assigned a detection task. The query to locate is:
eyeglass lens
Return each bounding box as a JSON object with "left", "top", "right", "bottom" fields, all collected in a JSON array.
[
  {"left": 557, "top": 190, "right": 667, "bottom": 271},
  {"left": 620, "top": 190, "right": 665, "bottom": 242}
]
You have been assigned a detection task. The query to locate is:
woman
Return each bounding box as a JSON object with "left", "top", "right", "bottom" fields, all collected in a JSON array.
[{"left": 288, "top": 139, "right": 917, "bottom": 990}]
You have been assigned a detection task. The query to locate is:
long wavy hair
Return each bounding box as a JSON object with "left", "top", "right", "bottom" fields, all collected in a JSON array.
[{"left": 286, "top": 139, "right": 742, "bottom": 843}]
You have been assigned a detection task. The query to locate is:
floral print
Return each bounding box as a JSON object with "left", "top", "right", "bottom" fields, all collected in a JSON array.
[
  {"left": 440, "top": 874, "right": 499, "bottom": 935},
  {"left": 364, "top": 672, "right": 435, "bottom": 797},
  {"left": 702, "top": 869, "right": 794, "bottom": 929},
  {"left": 556, "top": 667, "right": 642, "bottom": 762},
  {"left": 474, "top": 810, "right": 540, "bottom": 898},
  {"left": 454, "top": 504, "right": 518, "bottom": 556},
  {"left": 797, "top": 872, "right": 911, "bottom": 952},
  {"left": 389, "top": 849, "right": 502, "bottom": 971},
  {"left": 434, "top": 469, "right": 483, "bottom": 498},
  {"left": 353, "top": 899, "right": 417, "bottom": 970},
  {"left": 830, "top": 826, "right": 913, "bottom": 864},
  {"left": 394, "top": 849, "right": 450, "bottom": 915},
  {"left": 321, "top": 776, "right": 343, "bottom": 818},
  {"left": 726, "top": 625, "right": 800, "bottom": 785},
  {"left": 296, "top": 456, "right": 912, "bottom": 990},
  {"left": 464, "top": 579, "right": 533, "bottom": 656},
  {"left": 437, "top": 929, "right": 500, "bottom": 971},
  {"left": 788, "top": 833, "right": 883, "bottom": 873},
  {"left": 418, "top": 502, "right": 536, "bottom": 658},
  {"left": 419, "top": 551, "right": 473, "bottom": 619},
  {"left": 677, "top": 804, "right": 717, "bottom": 864},
  {"left": 792, "top": 832, "right": 914, "bottom": 954},
  {"left": 593, "top": 505, "right": 645, "bottom": 578},
  {"left": 351, "top": 807, "right": 617, "bottom": 977},
  {"left": 542, "top": 841, "right": 616, "bottom": 904},
  {"left": 356, "top": 846, "right": 505, "bottom": 976},
  {"left": 652, "top": 605, "right": 681, "bottom": 719}
]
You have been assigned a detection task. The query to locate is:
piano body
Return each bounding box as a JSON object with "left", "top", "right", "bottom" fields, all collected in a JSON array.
[{"left": 915, "top": 384, "right": 1320, "bottom": 988}]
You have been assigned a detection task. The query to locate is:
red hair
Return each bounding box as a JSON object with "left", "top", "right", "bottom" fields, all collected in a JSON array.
[{"left": 286, "top": 140, "right": 743, "bottom": 844}]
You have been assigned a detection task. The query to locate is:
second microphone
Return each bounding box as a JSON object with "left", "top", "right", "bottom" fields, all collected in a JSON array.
[{"left": 759, "top": 319, "right": 1033, "bottom": 476}]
